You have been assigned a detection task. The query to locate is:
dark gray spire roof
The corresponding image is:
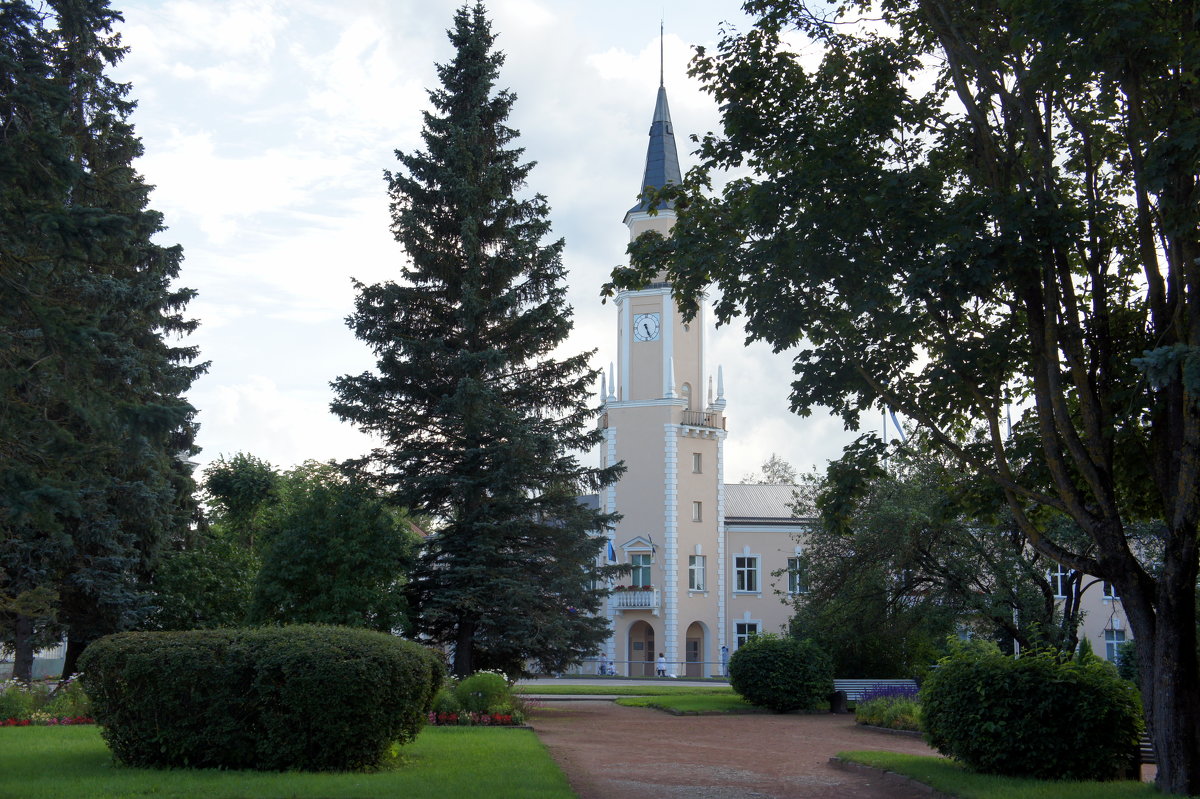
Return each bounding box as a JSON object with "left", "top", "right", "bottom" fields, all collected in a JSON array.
[{"left": 625, "top": 85, "right": 682, "bottom": 220}]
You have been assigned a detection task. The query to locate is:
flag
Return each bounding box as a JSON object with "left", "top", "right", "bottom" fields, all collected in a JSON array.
[{"left": 607, "top": 541, "right": 616, "bottom": 562}]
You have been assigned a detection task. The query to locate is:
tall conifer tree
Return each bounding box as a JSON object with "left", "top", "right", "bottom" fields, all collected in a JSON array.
[
  {"left": 0, "top": 0, "right": 204, "bottom": 678},
  {"left": 332, "top": 3, "right": 621, "bottom": 677}
]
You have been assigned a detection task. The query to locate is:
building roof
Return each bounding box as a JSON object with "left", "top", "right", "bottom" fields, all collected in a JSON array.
[
  {"left": 723, "top": 483, "right": 809, "bottom": 525},
  {"left": 625, "top": 85, "right": 682, "bottom": 221}
]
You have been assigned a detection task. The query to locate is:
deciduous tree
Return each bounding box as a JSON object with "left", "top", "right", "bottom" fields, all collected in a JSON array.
[{"left": 613, "top": 1, "right": 1200, "bottom": 790}]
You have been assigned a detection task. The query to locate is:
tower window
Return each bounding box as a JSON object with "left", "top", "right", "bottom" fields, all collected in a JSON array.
[
  {"left": 689, "top": 555, "right": 706, "bottom": 591},
  {"left": 692, "top": 501, "right": 702, "bottom": 522},
  {"left": 692, "top": 452, "right": 702, "bottom": 473}
]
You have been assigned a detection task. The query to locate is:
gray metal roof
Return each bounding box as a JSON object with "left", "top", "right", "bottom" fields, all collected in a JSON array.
[
  {"left": 625, "top": 85, "right": 682, "bottom": 220},
  {"left": 723, "top": 483, "right": 809, "bottom": 525}
]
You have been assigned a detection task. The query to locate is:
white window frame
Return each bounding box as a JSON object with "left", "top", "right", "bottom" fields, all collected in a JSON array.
[
  {"left": 787, "top": 556, "right": 807, "bottom": 595},
  {"left": 734, "top": 555, "right": 759, "bottom": 593},
  {"left": 688, "top": 555, "right": 706, "bottom": 591},
  {"left": 735, "top": 621, "right": 759, "bottom": 649},
  {"left": 692, "top": 501, "right": 703, "bottom": 522},
  {"left": 692, "top": 452, "right": 702, "bottom": 473},
  {"left": 1049, "top": 564, "right": 1072, "bottom": 598},
  {"left": 630, "top": 552, "right": 653, "bottom": 588},
  {"left": 1103, "top": 581, "right": 1119, "bottom": 601},
  {"left": 1104, "top": 629, "right": 1126, "bottom": 662}
]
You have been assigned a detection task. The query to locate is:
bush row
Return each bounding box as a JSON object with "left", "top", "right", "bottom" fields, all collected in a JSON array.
[{"left": 79, "top": 625, "right": 444, "bottom": 771}]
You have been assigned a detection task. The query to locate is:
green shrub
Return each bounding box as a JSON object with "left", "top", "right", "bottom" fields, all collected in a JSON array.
[
  {"left": 455, "top": 671, "right": 511, "bottom": 713},
  {"left": 728, "top": 634, "right": 833, "bottom": 713},
  {"left": 79, "top": 625, "right": 444, "bottom": 771},
  {"left": 0, "top": 680, "right": 38, "bottom": 720},
  {"left": 45, "top": 676, "right": 92, "bottom": 718},
  {"left": 1116, "top": 640, "right": 1139, "bottom": 685},
  {"left": 432, "top": 683, "right": 462, "bottom": 714},
  {"left": 920, "top": 642, "right": 1142, "bottom": 780}
]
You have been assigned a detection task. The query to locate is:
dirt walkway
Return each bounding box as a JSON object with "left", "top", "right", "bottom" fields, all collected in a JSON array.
[{"left": 528, "top": 700, "right": 940, "bottom": 799}]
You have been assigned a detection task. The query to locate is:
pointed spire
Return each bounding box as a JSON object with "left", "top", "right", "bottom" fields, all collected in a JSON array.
[
  {"left": 624, "top": 62, "right": 682, "bottom": 223},
  {"left": 607, "top": 362, "right": 617, "bottom": 401},
  {"left": 600, "top": 371, "right": 607, "bottom": 404},
  {"left": 659, "top": 19, "right": 664, "bottom": 88}
]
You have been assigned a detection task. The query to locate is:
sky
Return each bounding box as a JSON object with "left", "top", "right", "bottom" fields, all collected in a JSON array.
[{"left": 110, "top": 0, "right": 861, "bottom": 484}]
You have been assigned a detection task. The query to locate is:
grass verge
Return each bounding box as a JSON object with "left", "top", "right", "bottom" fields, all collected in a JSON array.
[
  {"left": 516, "top": 684, "right": 733, "bottom": 696},
  {"left": 837, "top": 751, "right": 1157, "bottom": 799},
  {"left": 0, "top": 725, "right": 573, "bottom": 799},
  {"left": 615, "top": 693, "right": 765, "bottom": 714}
]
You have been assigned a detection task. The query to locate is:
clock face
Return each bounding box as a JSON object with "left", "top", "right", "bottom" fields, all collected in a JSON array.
[{"left": 633, "top": 313, "right": 661, "bottom": 342}]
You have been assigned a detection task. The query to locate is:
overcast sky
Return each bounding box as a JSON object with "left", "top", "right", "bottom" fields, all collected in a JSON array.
[{"left": 111, "top": 0, "right": 862, "bottom": 484}]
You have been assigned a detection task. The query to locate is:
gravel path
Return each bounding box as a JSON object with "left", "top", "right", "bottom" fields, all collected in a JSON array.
[{"left": 528, "top": 700, "right": 941, "bottom": 799}]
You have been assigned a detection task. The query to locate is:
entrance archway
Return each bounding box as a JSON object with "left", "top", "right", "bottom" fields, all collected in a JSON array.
[
  {"left": 685, "top": 621, "right": 705, "bottom": 678},
  {"left": 628, "top": 621, "right": 655, "bottom": 677}
]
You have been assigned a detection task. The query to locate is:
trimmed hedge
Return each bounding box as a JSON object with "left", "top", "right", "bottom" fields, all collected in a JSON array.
[
  {"left": 728, "top": 634, "right": 833, "bottom": 712},
  {"left": 920, "top": 643, "right": 1142, "bottom": 780},
  {"left": 78, "top": 625, "right": 444, "bottom": 771}
]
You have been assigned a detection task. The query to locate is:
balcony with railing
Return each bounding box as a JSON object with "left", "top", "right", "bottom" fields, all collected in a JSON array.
[
  {"left": 681, "top": 410, "right": 725, "bottom": 430},
  {"left": 610, "top": 586, "right": 660, "bottom": 614}
]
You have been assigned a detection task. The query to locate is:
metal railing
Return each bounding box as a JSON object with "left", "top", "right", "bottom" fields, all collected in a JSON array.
[{"left": 560, "top": 658, "right": 728, "bottom": 679}]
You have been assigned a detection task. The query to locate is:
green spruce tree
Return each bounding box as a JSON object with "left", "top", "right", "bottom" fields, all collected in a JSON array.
[
  {"left": 0, "top": 0, "right": 204, "bottom": 679},
  {"left": 332, "top": 2, "right": 622, "bottom": 677}
]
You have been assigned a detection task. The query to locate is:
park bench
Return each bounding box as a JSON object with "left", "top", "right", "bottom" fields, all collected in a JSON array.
[{"left": 831, "top": 679, "right": 919, "bottom": 703}]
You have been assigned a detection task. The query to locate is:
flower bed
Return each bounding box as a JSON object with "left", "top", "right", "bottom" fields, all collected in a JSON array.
[
  {"left": 427, "top": 670, "right": 530, "bottom": 726},
  {"left": 427, "top": 711, "right": 518, "bottom": 726},
  {"left": 2, "top": 715, "right": 94, "bottom": 726},
  {"left": 854, "top": 684, "right": 921, "bottom": 732},
  {"left": 0, "top": 675, "right": 93, "bottom": 726}
]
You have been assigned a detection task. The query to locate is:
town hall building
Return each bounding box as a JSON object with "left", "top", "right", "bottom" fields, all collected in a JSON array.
[{"left": 575, "top": 77, "right": 1134, "bottom": 679}]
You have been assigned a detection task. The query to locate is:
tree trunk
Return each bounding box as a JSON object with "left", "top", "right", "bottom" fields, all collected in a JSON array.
[
  {"left": 12, "top": 615, "right": 35, "bottom": 682},
  {"left": 1147, "top": 583, "right": 1200, "bottom": 794},
  {"left": 60, "top": 633, "right": 90, "bottom": 681},
  {"left": 453, "top": 619, "right": 475, "bottom": 678}
]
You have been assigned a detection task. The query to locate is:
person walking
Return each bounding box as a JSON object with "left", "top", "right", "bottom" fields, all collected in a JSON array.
[{"left": 656, "top": 652, "right": 667, "bottom": 677}]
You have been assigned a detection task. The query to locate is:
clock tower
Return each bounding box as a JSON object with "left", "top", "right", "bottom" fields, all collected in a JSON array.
[{"left": 598, "top": 79, "right": 728, "bottom": 678}]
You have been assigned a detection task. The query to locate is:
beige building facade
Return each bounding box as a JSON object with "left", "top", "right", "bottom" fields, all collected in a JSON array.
[{"left": 580, "top": 81, "right": 1131, "bottom": 678}]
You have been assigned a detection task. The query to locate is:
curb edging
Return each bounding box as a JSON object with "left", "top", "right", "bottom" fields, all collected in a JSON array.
[{"left": 829, "top": 757, "right": 955, "bottom": 798}]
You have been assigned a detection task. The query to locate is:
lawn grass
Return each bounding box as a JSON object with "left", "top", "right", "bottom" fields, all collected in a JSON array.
[
  {"left": 516, "top": 684, "right": 733, "bottom": 696},
  {"left": 838, "top": 751, "right": 1158, "bottom": 799},
  {"left": 615, "top": 693, "right": 765, "bottom": 714},
  {"left": 0, "top": 725, "right": 574, "bottom": 799}
]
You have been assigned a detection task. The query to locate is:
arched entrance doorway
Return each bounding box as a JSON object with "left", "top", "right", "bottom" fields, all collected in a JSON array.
[
  {"left": 628, "top": 621, "right": 655, "bottom": 677},
  {"left": 685, "top": 621, "right": 705, "bottom": 678}
]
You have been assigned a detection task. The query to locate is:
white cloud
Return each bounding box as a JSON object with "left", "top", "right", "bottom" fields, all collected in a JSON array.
[{"left": 115, "top": 1, "right": 855, "bottom": 479}]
